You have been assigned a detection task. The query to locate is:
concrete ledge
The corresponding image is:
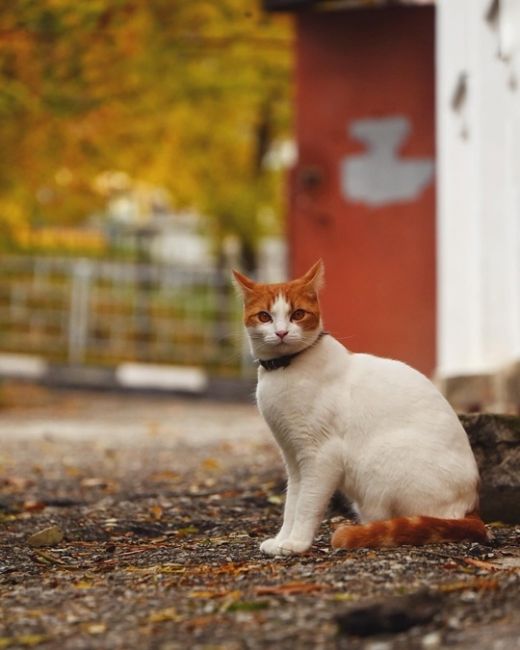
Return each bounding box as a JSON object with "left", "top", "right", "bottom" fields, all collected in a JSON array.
[
  {"left": 44, "top": 364, "right": 118, "bottom": 390},
  {"left": 116, "top": 363, "right": 208, "bottom": 393},
  {"left": 0, "top": 353, "right": 48, "bottom": 380},
  {"left": 438, "top": 360, "right": 520, "bottom": 414},
  {"left": 0, "top": 353, "right": 255, "bottom": 402},
  {"left": 461, "top": 413, "right": 520, "bottom": 523}
]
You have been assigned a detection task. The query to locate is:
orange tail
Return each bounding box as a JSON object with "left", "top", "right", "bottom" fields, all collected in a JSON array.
[{"left": 331, "top": 512, "right": 489, "bottom": 549}]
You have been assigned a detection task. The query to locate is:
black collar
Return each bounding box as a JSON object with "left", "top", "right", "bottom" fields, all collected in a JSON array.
[{"left": 258, "top": 332, "right": 328, "bottom": 371}]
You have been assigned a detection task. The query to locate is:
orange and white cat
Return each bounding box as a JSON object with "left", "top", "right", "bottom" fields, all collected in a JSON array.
[{"left": 233, "top": 261, "right": 488, "bottom": 556}]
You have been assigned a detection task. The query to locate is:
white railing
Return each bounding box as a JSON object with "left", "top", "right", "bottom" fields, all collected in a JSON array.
[{"left": 0, "top": 256, "right": 248, "bottom": 375}]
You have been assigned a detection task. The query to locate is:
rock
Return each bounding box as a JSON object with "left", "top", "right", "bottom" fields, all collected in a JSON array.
[
  {"left": 27, "top": 525, "right": 64, "bottom": 547},
  {"left": 421, "top": 631, "right": 442, "bottom": 648},
  {"left": 336, "top": 589, "right": 442, "bottom": 637},
  {"left": 460, "top": 414, "right": 520, "bottom": 523}
]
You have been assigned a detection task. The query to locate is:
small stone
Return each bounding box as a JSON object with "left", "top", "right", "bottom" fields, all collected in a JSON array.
[
  {"left": 27, "top": 525, "right": 64, "bottom": 547},
  {"left": 447, "top": 616, "right": 461, "bottom": 630},
  {"left": 366, "top": 642, "right": 393, "bottom": 650},
  {"left": 460, "top": 590, "right": 478, "bottom": 603},
  {"left": 422, "top": 631, "right": 442, "bottom": 648}
]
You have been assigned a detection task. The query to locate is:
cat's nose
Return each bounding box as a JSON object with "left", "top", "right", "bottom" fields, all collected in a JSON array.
[{"left": 275, "top": 330, "right": 288, "bottom": 340}]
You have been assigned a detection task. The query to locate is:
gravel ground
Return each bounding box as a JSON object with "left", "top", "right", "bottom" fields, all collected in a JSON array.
[{"left": 0, "top": 386, "right": 519, "bottom": 650}]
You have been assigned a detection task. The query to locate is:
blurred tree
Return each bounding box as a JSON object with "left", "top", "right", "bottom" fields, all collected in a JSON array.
[{"left": 0, "top": 0, "right": 292, "bottom": 267}]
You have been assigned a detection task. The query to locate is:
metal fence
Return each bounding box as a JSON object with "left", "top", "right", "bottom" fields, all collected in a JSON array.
[{"left": 0, "top": 256, "right": 248, "bottom": 375}]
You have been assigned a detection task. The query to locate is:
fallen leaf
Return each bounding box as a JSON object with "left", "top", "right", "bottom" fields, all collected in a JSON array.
[
  {"left": 188, "top": 590, "right": 218, "bottom": 599},
  {"left": 31, "top": 549, "right": 69, "bottom": 566},
  {"left": 125, "top": 563, "right": 186, "bottom": 575},
  {"left": 150, "top": 505, "right": 163, "bottom": 520},
  {"left": 148, "top": 607, "right": 180, "bottom": 623},
  {"left": 27, "top": 525, "right": 64, "bottom": 548},
  {"left": 218, "top": 590, "right": 243, "bottom": 612},
  {"left": 184, "top": 614, "right": 219, "bottom": 630},
  {"left": 227, "top": 600, "right": 270, "bottom": 612},
  {"left": 177, "top": 526, "right": 198, "bottom": 537},
  {"left": 86, "top": 623, "right": 106, "bottom": 635},
  {"left": 201, "top": 458, "right": 220, "bottom": 471},
  {"left": 0, "top": 635, "right": 48, "bottom": 648},
  {"left": 81, "top": 477, "right": 107, "bottom": 488},
  {"left": 4, "top": 476, "right": 33, "bottom": 491},
  {"left": 330, "top": 593, "right": 358, "bottom": 602},
  {"left": 148, "top": 470, "right": 180, "bottom": 483},
  {"left": 463, "top": 558, "right": 503, "bottom": 572},
  {"left": 63, "top": 466, "right": 82, "bottom": 478},
  {"left": 23, "top": 500, "right": 46, "bottom": 513},
  {"left": 147, "top": 421, "right": 160, "bottom": 437},
  {"left": 255, "top": 581, "right": 326, "bottom": 596},
  {"left": 437, "top": 578, "right": 499, "bottom": 593}
]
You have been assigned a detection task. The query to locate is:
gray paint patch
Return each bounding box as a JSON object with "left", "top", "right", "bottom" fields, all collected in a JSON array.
[{"left": 340, "top": 116, "right": 434, "bottom": 207}]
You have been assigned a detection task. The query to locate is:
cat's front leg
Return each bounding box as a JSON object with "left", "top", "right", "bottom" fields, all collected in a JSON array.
[
  {"left": 276, "top": 456, "right": 341, "bottom": 556},
  {"left": 260, "top": 469, "right": 300, "bottom": 556}
]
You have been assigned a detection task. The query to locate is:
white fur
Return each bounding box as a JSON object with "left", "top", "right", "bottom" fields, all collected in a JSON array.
[
  {"left": 246, "top": 293, "right": 323, "bottom": 361},
  {"left": 245, "top": 298, "right": 480, "bottom": 556}
]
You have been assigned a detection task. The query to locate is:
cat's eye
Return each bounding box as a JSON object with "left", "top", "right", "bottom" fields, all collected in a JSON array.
[
  {"left": 257, "top": 311, "right": 272, "bottom": 323},
  {"left": 291, "top": 309, "right": 306, "bottom": 321}
]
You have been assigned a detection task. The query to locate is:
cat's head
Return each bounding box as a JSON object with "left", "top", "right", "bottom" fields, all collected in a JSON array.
[{"left": 232, "top": 260, "right": 324, "bottom": 360}]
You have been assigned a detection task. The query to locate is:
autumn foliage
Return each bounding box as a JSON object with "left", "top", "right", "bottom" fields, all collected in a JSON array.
[{"left": 0, "top": 1, "right": 293, "bottom": 259}]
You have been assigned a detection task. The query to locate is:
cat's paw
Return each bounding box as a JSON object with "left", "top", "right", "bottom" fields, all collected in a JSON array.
[
  {"left": 260, "top": 538, "right": 284, "bottom": 556},
  {"left": 278, "top": 539, "right": 311, "bottom": 555}
]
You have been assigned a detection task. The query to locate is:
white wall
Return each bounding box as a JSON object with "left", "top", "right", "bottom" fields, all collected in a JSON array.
[{"left": 436, "top": 0, "right": 520, "bottom": 377}]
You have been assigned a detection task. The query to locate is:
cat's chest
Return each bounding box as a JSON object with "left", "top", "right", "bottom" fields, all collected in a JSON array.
[
  {"left": 257, "top": 366, "right": 314, "bottom": 406},
  {"left": 256, "top": 368, "right": 335, "bottom": 443}
]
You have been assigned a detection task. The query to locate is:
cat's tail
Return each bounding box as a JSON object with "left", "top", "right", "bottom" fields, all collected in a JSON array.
[{"left": 331, "top": 511, "right": 489, "bottom": 549}]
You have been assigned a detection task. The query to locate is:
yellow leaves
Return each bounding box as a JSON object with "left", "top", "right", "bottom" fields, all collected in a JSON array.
[
  {"left": 0, "top": 0, "right": 292, "bottom": 250},
  {"left": 80, "top": 477, "right": 109, "bottom": 488},
  {"left": 150, "top": 504, "right": 164, "bottom": 521},
  {"left": 27, "top": 525, "right": 64, "bottom": 548},
  {"left": 0, "top": 635, "right": 47, "bottom": 648},
  {"left": 85, "top": 623, "right": 106, "bottom": 635},
  {"left": 187, "top": 589, "right": 244, "bottom": 613},
  {"left": 125, "top": 563, "right": 186, "bottom": 576},
  {"left": 74, "top": 580, "right": 94, "bottom": 590},
  {"left": 226, "top": 599, "right": 270, "bottom": 613},
  {"left": 10, "top": 226, "right": 106, "bottom": 256},
  {"left": 330, "top": 592, "right": 358, "bottom": 602},
  {"left": 177, "top": 526, "right": 199, "bottom": 537},
  {"left": 462, "top": 558, "right": 504, "bottom": 572},
  {"left": 437, "top": 577, "right": 499, "bottom": 593},
  {"left": 148, "top": 470, "right": 180, "bottom": 483},
  {"left": 63, "top": 465, "right": 83, "bottom": 478},
  {"left": 188, "top": 589, "right": 235, "bottom": 599},
  {"left": 148, "top": 607, "right": 181, "bottom": 624},
  {"left": 254, "top": 581, "right": 327, "bottom": 596},
  {"left": 201, "top": 457, "right": 220, "bottom": 471},
  {"left": 146, "top": 421, "right": 160, "bottom": 437}
]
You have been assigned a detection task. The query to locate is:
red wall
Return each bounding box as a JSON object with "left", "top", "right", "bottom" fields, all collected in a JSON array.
[{"left": 290, "top": 6, "right": 436, "bottom": 375}]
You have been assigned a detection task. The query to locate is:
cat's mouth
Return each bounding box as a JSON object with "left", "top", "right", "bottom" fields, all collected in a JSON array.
[{"left": 273, "top": 338, "right": 294, "bottom": 348}]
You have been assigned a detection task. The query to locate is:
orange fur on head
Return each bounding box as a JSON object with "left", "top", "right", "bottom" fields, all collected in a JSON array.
[{"left": 232, "top": 261, "right": 324, "bottom": 330}]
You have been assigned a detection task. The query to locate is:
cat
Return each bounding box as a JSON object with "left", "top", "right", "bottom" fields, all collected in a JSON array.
[{"left": 232, "top": 260, "right": 488, "bottom": 556}]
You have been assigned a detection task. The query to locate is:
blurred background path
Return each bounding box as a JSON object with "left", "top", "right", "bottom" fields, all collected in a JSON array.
[{"left": 0, "top": 386, "right": 268, "bottom": 448}]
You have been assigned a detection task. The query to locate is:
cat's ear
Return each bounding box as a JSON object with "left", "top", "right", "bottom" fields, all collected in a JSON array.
[
  {"left": 232, "top": 269, "right": 256, "bottom": 296},
  {"left": 300, "top": 259, "right": 324, "bottom": 292}
]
